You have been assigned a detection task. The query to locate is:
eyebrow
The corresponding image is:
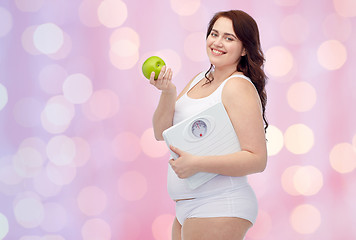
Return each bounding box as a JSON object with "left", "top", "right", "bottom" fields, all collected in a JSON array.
[{"left": 211, "top": 29, "right": 237, "bottom": 39}]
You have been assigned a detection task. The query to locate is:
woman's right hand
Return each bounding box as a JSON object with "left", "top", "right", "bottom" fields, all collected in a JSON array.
[{"left": 149, "top": 65, "right": 176, "bottom": 94}]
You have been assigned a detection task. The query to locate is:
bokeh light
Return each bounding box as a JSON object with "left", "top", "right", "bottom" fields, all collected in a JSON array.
[
  {"left": 39, "top": 64, "right": 68, "bottom": 95},
  {"left": 329, "top": 142, "right": 356, "bottom": 173},
  {"left": 284, "top": 124, "right": 314, "bottom": 154},
  {"left": 40, "top": 202, "right": 67, "bottom": 232},
  {"left": 281, "top": 165, "right": 302, "bottom": 196},
  {"left": 293, "top": 166, "right": 323, "bottom": 196},
  {"left": 46, "top": 135, "right": 76, "bottom": 166},
  {"left": 265, "top": 125, "right": 284, "bottom": 156},
  {"left": 63, "top": 73, "right": 93, "bottom": 104},
  {"left": 0, "top": 7, "right": 12, "bottom": 38},
  {"left": 0, "top": 213, "right": 9, "bottom": 239},
  {"left": 33, "top": 23, "right": 64, "bottom": 55},
  {"left": 152, "top": 214, "right": 175, "bottom": 240},
  {"left": 14, "top": 197, "right": 45, "bottom": 228},
  {"left": 290, "top": 204, "right": 321, "bottom": 234},
  {"left": 81, "top": 218, "right": 111, "bottom": 240},
  {"left": 265, "top": 46, "right": 294, "bottom": 77},
  {"left": 323, "top": 13, "right": 352, "bottom": 42},
  {"left": 15, "top": 0, "right": 44, "bottom": 12},
  {"left": 333, "top": 0, "right": 356, "bottom": 17},
  {"left": 140, "top": 128, "right": 169, "bottom": 158},
  {"left": 78, "top": 0, "right": 102, "bottom": 27},
  {"left": 112, "top": 132, "right": 141, "bottom": 162},
  {"left": 287, "top": 82, "right": 317, "bottom": 112},
  {"left": 170, "top": 0, "right": 201, "bottom": 16},
  {"left": 97, "top": 0, "right": 127, "bottom": 28},
  {"left": 0, "top": 83, "right": 8, "bottom": 111},
  {"left": 317, "top": 40, "right": 347, "bottom": 70}
]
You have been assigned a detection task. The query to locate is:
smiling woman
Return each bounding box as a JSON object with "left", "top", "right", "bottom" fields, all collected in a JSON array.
[{"left": 148, "top": 10, "right": 268, "bottom": 240}]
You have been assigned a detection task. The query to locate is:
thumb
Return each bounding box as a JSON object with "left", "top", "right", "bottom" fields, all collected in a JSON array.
[{"left": 170, "top": 145, "right": 181, "bottom": 155}]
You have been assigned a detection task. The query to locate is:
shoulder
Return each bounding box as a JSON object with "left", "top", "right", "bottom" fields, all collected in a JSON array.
[{"left": 223, "top": 75, "right": 257, "bottom": 97}]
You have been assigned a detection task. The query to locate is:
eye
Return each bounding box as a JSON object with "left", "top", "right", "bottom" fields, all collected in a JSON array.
[
  {"left": 210, "top": 32, "right": 218, "bottom": 37},
  {"left": 225, "top": 36, "right": 234, "bottom": 41}
]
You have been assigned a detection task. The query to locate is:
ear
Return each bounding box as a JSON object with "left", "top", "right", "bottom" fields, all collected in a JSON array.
[{"left": 241, "top": 48, "right": 247, "bottom": 56}]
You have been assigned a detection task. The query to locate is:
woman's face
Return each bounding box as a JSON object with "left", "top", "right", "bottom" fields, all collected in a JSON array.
[{"left": 206, "top": 17, "right": 245, "bottom": 70}]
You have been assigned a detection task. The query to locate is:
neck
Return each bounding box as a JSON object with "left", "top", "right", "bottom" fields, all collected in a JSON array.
[{"left": 210, "top": 66, "right": 237, "bottom": 83}]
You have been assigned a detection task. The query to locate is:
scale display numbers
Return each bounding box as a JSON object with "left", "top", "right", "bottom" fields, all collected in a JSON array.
[{"left": 191, "top": 119, "right": 207, "bottom": 138}]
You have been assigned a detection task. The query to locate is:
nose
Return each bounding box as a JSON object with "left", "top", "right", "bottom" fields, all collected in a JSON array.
[{"left": 213, "top": 37, "right": 223, "bottom": 47}]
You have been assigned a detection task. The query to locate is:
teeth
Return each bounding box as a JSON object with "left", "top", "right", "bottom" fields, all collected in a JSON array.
[{"left": 212, "top": 49, "right": 223, "bottom": 54}]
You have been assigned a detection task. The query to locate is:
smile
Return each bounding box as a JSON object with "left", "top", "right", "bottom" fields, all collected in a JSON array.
[{"left": 211, "top": 48, "right": 225, "bottom": 56}]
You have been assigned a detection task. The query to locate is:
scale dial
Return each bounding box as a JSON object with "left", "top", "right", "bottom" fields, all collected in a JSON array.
[{"left": 191, "top": 119, "right": 207, "bottom": 138}]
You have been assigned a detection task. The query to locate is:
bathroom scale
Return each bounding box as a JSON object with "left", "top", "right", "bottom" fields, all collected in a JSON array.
[{"left": 162, "top": 102, "right": 241, "bottom": 189}]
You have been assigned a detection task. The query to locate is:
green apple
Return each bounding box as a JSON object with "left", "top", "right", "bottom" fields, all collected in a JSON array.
[{"left": 142, "top": 56, "right": 166, "bottom": 80}]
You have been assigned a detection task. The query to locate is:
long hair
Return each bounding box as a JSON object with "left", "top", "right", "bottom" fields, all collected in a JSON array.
[{"left": 205, "top": 10, "right": 268, "bottom": 131}]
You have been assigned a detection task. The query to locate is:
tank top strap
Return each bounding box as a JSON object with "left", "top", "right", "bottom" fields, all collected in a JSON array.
[{"left": 187, "top": 71, "right": 205, "bottom": 92}]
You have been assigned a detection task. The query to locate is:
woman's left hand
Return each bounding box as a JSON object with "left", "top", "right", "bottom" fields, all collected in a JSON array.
[{"left": 169, "top": 146, "right": 199, "bottom": 179}]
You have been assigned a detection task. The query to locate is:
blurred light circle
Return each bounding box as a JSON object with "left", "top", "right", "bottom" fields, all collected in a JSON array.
[
  {"left": 15, "top": 0, "right": 44, "bottom": 12},
  {"left": 280, "top": 14, "right": 309, "bottom": 44},
  {"left": 118, "top": 171, "right": 147, "bottom": 201},
  {"left": 246, "top": 210, "right": 272, "bottom": 239},
  {"left": 72, "top": 137, "right": 91, "bottom": 167},
  {"left": 22, "top": 25, "right": 41, "bottom": 55},
  {"left": 82, "top": 89, "right": 120, "bottom": 121},
  {"left": 0, "top": 212, "right": 9, "bottom": 239},
  {"left": 273, "top": 0, "right": 300, "bottom": 6},
  {"left": 293, "top": 166, "right": 323, "bottom": 196},
  {"left": 81, "top": 218, "right": 111, "bottom": 240},
  {"left": 13, "top": 147, "right": 44, "bottom": 178},
  {"left": 0, "top": 165, "right": 22, "bottom": 185},
  {"left": 39, "top": 64, "right": 67, "bottom": 95},
  {"left": 152, "top": 214, "right": 175, "bottom": 240},
  {"left": 46, "top": 162, "right": 76, "bottom": 186},
  {"left": 0, "top": 83, "right": 8, "bottom": 111},
  {"left": 287, "top": 82, "right": 317, "bottom": 112},
  {"left": 97, "top": 0, "right": 127, "bottom": 28},
  {"left": 265, "top": 46, "right": 294, "bottom": 77},
  {"left": 41, "top": 235, "right": 65, "bottom": 240},
  {"left": 41, "top": 95, "right": 75, "bottom": 134},
  {"left": 79, "top": 0, "right": 102, "bottom": 27},
  {"left": 46, "top": 135, "right": 76, "bottom": 166},
  {"left": 284, "top": 124, "right": 314, "bottom": 154},
  {"left": 179, "top": 6, "right": 209, "bottom": 31},
  {"left": 323, "top": 13, "right": 352, "bottom": 42},
  {"left": 265, "top": 125, "right": 284, "bottom": 156},
  {"left": 47, "top": 31, "right": 72, "bottom": 60},
  {"left": 33, "top": 23, "right": 64, "bottom": 54},
  {"left": 13, "top": 98, "right": 43, "bottom": 127},
  {"left": 329, "top": 142, "right": 356, "bottom": 173},
  {"left": 290, "top": 204, "right": 321, "bottom": 234},
  {"left": 281, "top": 165, "right": 302, "bottom": 196},
  {"left": 333, "top": 0, "right": 356, "bottom": 17},
  {"left": 63, "top": 73, "right": 93, "bottom": 104},
  {"left": 140, "top": 128, "right": 168, "bottom": 158},
  {"left": 112, "top": 132, "right": 141, "bottom": 162},
  {"left": 155, "top": 49, "right": 182, "bottom": 75},
  {"left": 317, "top": 40, "right": 347, "bottom": 70},
  {"left": 109, "top": 31, "right": 139, "bottom": 70},
  {"left": 184, "top": 32, "right": 206, "bottom": 62},
  {"left": 33, "top": 171, "right": 62, "bottom": 197},
  {"left": 170, "top": 0, "right": 200, "bottom": 16},
  {"left": 0, "top": 7, "right": 13, "bottom": 38},
  {"left": 40, "top": 202, "right": 67, "bottom": 232},
  {"left": 77, "top": 186, "right": 107, "bottom": 216},
  {"left": 14, "top": 197, "right": 45, "bottom": 228}
]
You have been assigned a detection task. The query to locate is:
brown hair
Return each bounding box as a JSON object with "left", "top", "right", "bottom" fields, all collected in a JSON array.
[{"left": 205, "top": 10, "right": 268, "bottom": 131}]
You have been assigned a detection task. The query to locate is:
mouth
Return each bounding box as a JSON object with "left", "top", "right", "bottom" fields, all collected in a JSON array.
[{"left": 211, "top": 48, "right": 226, "bottom": 56}]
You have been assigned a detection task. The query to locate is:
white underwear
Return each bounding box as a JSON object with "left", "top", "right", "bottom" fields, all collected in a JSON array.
[{"left": 175, "top": 185, "right": 258, "bottom": 225}]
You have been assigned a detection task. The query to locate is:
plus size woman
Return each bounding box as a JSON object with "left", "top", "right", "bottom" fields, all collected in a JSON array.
[{"left": 148, "top": 10, "right": 268, "bottom": 240}]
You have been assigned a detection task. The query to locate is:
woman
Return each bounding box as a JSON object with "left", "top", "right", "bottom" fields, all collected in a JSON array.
[{"left": 149, "top": 10, "right": 268, "bottom": 240}]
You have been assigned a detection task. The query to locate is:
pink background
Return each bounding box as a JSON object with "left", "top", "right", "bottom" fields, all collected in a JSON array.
[{"left": 0, "top": 0, "right": 356, "bottom": 239}]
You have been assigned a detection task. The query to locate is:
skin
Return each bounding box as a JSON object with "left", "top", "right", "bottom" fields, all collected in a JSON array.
[{"left": 150, "top": 17, "right": 267, "bottom": 240}]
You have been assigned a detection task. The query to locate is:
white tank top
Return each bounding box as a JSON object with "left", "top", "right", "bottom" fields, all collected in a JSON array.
[{"left": 167, "top": 71, "right": 255, "bottom": 200}]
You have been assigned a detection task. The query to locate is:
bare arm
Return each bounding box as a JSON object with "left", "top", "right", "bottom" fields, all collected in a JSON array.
[
  {"left": 169, "top": 77, "right": 267, "bottom": 178},
  {"left": 151, "top": 66, "right": 176, "bottom": 141}
]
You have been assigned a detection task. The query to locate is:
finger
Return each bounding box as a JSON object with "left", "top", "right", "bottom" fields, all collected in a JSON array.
[
  {"left": 170, "top": 145, "right": 180, "bottom": 156},
  {"left": 157, "top": 65, "right": 166, "bottom": 80},
  {"left": 149, "top": 71, "right": 156, "bottom": 84}
]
